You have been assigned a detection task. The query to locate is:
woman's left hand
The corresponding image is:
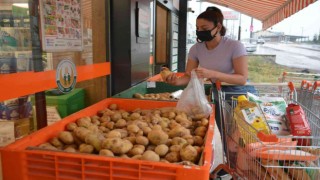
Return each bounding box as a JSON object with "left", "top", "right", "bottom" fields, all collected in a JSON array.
[{"left": 195, "top": 67, "right": 216, "bottom": 79}]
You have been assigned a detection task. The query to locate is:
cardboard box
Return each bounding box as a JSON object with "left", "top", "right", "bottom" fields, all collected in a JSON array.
[{"left": 0, "top": 118, "right": 30, "bottom": 147}]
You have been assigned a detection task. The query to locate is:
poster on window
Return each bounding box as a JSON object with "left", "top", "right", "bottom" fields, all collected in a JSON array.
[{"left": 39, "top": 0, "right": 83, "bottom": 52}]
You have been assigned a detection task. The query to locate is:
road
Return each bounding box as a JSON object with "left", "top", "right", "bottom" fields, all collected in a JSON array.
[
  {"left": 186, "top": 42, "right": 320, "bottom": 72},
  {"left": 253, "top": 43, "right": 320, "bottom": 72}
]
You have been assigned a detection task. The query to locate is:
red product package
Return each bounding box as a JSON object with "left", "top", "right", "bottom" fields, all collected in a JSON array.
[{"left": 286, "top": 104, "right": 311, "bottom": 146}]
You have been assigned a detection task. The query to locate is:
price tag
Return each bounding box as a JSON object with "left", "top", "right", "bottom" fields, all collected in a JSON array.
[{"left": 147, "top": 81, "right": 156, "bottom": 88}]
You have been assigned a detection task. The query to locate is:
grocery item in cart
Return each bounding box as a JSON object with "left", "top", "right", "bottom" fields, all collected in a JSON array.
[
  {"left": 285, "top": 161, "right": 320, "bottom": 180},
  {"left": 256, "top": 149, "right": 318, "bottom": 161},
  {"left": 247, "top": 92, "right": 290, "bottom": 135},
  {"left": 235, "top": 95, "right": 271, "bottom": 135},
  {"left": 286, "top": 103, "right": 312, "bottom": 146},
  {"left": 262, "top": 160, "right": 291, "bottom": 180}
]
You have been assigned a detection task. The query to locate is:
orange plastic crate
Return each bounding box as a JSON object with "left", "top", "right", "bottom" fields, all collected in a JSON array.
[{"left": 1, "top": 98, "right": 215, "bottom": 180}]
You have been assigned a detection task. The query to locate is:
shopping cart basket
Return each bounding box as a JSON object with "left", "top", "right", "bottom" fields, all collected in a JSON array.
[{"left": 211, "top": 81, "right": 320, "bottom": 180}]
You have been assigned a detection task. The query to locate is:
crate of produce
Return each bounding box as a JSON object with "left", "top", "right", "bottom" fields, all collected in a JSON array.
[
  {"left": 31, "top": 88, "right": 86, "bottom": 118},
  {"left": 1, "top": 98, "right": 215, "bottom": 180},
  {"left": 113, "top": 81, "right": 212, "bottom": 101}
]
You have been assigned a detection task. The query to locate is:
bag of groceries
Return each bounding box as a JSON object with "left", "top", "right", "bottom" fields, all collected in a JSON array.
[{"left": 177, "top": 70, "right": 212, "bottom": 119}]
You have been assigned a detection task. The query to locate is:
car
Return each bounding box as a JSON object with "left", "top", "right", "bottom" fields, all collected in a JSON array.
[
  {"left": 257, "top": 38, "right": 265, "bottom": 44},
  {"left": 241, "top": 39, "right": 257, "bottom": 52}
]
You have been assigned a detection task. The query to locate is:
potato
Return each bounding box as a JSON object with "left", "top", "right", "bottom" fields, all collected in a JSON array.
[
  {"left": 136, "top": 136, "right": 149, "bottom": 146},
  {"left": 171, "top": 137, "right": 188, "bottom": 146},
  {"left": 152, "top": 125, "right": 162, "bottom": 130},
  {"left": 195, "top": 126, "right": 207, "bottom": 137},
  {"left": 131, "top": 154, "right": 142, "bottom": 160},
  {"left": 142, "top": 126, "right": 152, "bottom": 136},
  {"left": 87, "top": 125, "right": 99, "bottom": 133},
  {"left": 179, "top": 120, "right": 192, "bottom": 129},
  {"left": 186, "top": 138, "right": 194, "bottom": 145},
  {"left": 111, "top": 112, "right": 122, "bottom": 122},
  {"left": 169, "top": 121, "right": 180, "bottom": 129},
  {"left": 168, "top": 127, "right": 190, "bottom": 138},
  {"left": 39, "top": 143, "right": 58, "bottom": 151},
  {"left": 106, "top": 121, "right": 115, "bottom": 130},
  {"left": 169, "top": 145, "right": 181, "bottom": 152},
  {"left": 50, "top": 137, "right": 64, "bottom": 148},
  {"left": 58, "top": 131, "right": 74, "bottom": 145},
  {"left": 160, "top": 67, "right": 172, "bottom": 81},
  {"left": 180, "top": 145, "right": 198, "bottom": 163},
  {"left": 115, "top": 119, "right": 127, "bottom": 128},
  {"left": 136, "top": 130, "right": 144, "bottom": 136},
  {"left": 124, "top": 136, "right": 136, "bottom": 144},
  {"left": 66, "top": 122, "right": 78, "bottom": 131},
  {"left": 109, "top": 104, "right": 118, "bottom": 110},
  {"left": 128, "top": 145, "right": 145, "bottom": 156},
  {"left": 85, "top": 133, "right": 101, "bottom": 151},
  {"left": 64, "top": 146, "right": 77, "bottom": 153},
  {"left": 201, "top": 118, "right": 209, "bottom": 126},
  {"left": 120, "top": 154, "right": 130, "bottom": 159},
  {"left": 121, "top": 112, "right": 130, "bottom": 119},
  {"left": 130, "top": 112, "right": 141, "bottom": 120},
  {"left": 133, "top": 93, "right": 144, "bottom": 99},
  {"left": 103, "top": 109, "right": 115, "bottom": 116},
  {"left": 127, "top": 124, "right": 139, "bottom": 133},
  {"left": 114, "top": 129, "right": 128, "bottom": 138},
  {"left": 99, "top": 116, "right": 110, "bottom": 123},
  {"left": 106, "top": 130, "right": 122, "bottom": 138},
  {"left": 159, "top": 121, "right": 169, "bottom": 129},
  {"left": 155, "top": 144, "right": 169, "bottom": 157},
  {"left": 166, "top": 139, "right": 172, "bottom": 146},
  {"left": 141, "top": 150, "right": 160, "bottom": 162},
  {"left": 160, "top": 159, "right": 169, "bottom": 163},
  {"left": 91, "top": 118, "right": 100, "bottom": 126},
  {"left": 102, "top": 138, "right": 133, "bottom": 154},
  {"left": 148, "top": 130, "right": 168, "bottom": 145},
  {"left": 76, "top": 117, "right": 92, "bottom": 128},
  {"left": 165, "top": 152, "right": 180, "bottom": 163},
  {"left": 79, "top": 144, "right": 94, "bottom": 154},
  {"left": 146, "top": 145, "right": 156, "bottom": 151},
  {"left": 99, "top": 149, "right": 114, "bottom": 157},
  {"left": 193, "top": 146, "right": 202, "bottom": 154},
  {"left": 98, "top": 126, "right": 108, "bottom": 132},
  {"left": 72, "top": 132, "right": 83, "bottom": 145},
  {"left": 193, "top": 136, "right": 204, "bottom": 146}
]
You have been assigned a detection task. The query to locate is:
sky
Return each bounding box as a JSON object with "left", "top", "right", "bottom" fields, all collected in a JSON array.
[{"left": 187, "top": 0, "right": 320, "bottom": 40}]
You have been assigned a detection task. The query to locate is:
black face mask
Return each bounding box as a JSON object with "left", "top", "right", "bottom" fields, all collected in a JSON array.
[{"left": 196, "top": 27, "right": 218, "bottom": 42}]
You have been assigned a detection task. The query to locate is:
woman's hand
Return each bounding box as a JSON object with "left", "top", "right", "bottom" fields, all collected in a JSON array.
[
  {"left": 165, "top": 73, "right": 179, "bottom": 85},
  {"left": 195, "top": 67, "right": 216, "bottom": 79}
]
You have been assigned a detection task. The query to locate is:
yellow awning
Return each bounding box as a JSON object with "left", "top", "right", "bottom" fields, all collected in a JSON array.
[{"left": 206, "top": 0, "right": 317, "bottom": 29}]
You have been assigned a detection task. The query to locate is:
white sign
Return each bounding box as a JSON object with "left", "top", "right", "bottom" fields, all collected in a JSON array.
[
  {"left": 39, "top": 0, "right": 83, "bottom": 52},
  {"left": 223, "top": 11, "right": 239, "bottom": 20}
]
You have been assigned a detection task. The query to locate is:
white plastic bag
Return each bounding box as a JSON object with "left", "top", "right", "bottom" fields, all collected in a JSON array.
[{"left": 177, "top": 70, "right": 212, "bottom": 119}]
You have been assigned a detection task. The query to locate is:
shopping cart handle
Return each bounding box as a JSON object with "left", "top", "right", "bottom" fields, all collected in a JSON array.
[
  {"left": 215, "top": 80, "right": 221, "bottom": 90},
  {"left": 287, "top": 82, "right": 295, "bottom": 93},
  {"left": 257, "top": 132, "right": 278, "bottom": 142},
  {"left": 313, "top": 81, "right": 320, "bottom": 91}
]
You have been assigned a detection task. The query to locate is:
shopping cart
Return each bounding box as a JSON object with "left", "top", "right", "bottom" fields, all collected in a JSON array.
[
  {"left": 211, "top": 81, "right": 320, "bottom": 180},
  {"left": 297, "top": 80, "right": 313, "bottom": 107}
]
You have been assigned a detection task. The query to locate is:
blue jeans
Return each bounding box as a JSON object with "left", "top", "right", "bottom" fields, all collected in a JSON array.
[{"left": 212, "top": 85, "right": 257, "bottom": 153}]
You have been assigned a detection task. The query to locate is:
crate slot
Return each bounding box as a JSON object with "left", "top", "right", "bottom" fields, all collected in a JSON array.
[
  {"left": 58, "top": 163, "right": 82, "bottom": 172},
  {"left": 57, "top": 156, "right": 83, "bottom": 165},
  {"left": 140, "top": 172, "right": 177, "bottom": 180},
  {"left": 27, "top": 168, "right": 56, "bottom": 178},
  {"left": 112, "top": 161, "right": 139, "bottom": 171},
  {"left": 112, "top": 169, "right": 139, "bottom": 179},
  {"left": 84, "top": 166, "right": 110, "bottom": 175},
  {"left": 83, "top": 159, "right": 111, "bottom": 167},
  {"left": 58, "top": 170, "right": 83, "bottom": 180}
]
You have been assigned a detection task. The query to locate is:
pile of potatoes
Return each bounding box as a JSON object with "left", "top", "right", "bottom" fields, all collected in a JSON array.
[
  {"left": 37, "top": 104, "right": 209, "bottom": 165},
  {"left": 133, "top": 92, "right": 174, "bottom": 101}
]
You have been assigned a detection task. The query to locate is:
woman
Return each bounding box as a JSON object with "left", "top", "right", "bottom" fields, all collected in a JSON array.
[{"left": 165, "top": 7, "right": 256, "bottom": 176}]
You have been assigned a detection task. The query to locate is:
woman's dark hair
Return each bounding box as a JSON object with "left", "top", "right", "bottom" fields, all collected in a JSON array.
[{"left": 197, "top": 6, "right": 226, "bottom": 36}]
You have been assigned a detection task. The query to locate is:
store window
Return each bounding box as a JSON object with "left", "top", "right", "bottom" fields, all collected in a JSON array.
[{"left": 0, "top": 0, "right": 109, "bottom": 146}]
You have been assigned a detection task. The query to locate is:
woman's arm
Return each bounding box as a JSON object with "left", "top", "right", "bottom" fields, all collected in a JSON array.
[
  {"left": 195, "top": 55, "right": 248, "bottom": 85},
  {"left": 165, "top": 59, "right": 199, "bottom": 86}
]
